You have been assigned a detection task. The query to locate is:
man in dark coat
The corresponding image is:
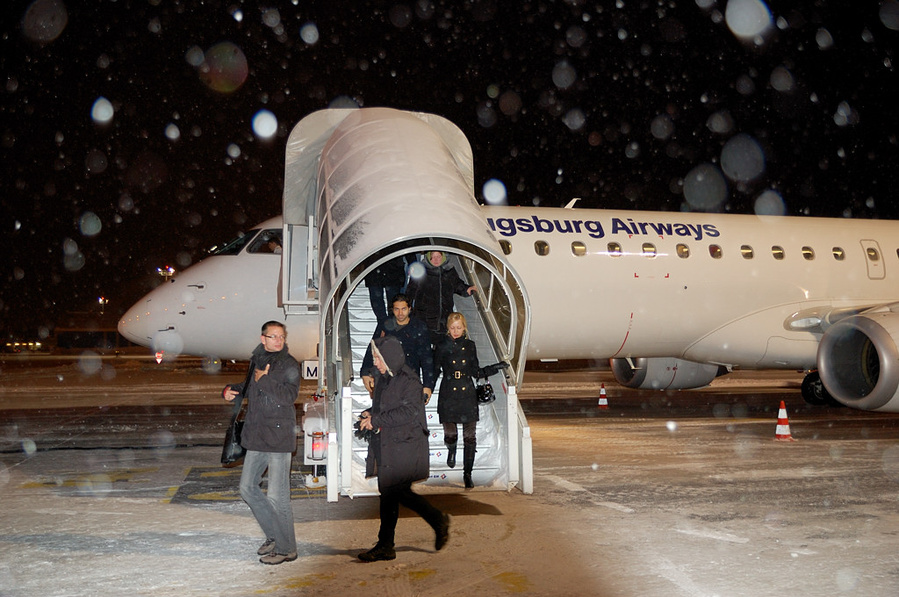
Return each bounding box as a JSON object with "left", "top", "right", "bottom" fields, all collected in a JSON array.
[
  {"left": 223, "top": 321, "right": 301, "bottom": 565},
  {"left": 356, "top": 335, "right": 449, "bottom": 562},
  {"left": 360, "top": 293, "right": 435, "bottom": 400},
  {"left": 406, "top": 251, "right": 475, "bottom": 346}
]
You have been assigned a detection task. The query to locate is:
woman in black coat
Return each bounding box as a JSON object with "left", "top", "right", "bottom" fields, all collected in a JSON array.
[
  {"left": 433, "top": 313, "right": 505, "bottom": 488},
  {"left": 356, "top": 335, "right": 449, "bottom": 562}
]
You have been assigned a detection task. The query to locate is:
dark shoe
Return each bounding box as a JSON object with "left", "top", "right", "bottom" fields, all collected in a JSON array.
[
  {"left": 358, "top": 543, "right": 396, "bottom": 562},
  {"left": 434, "top": 513, "right": 450, "bottom": 551},
  {"left": 260, "top": 551, "right": 298, "bottom": 565},
  {"left": 256, "top": 538, "right": 276, "bottom": 556},
  {"left": 463, "top": 473, "right": 474, "bottom": 489}
]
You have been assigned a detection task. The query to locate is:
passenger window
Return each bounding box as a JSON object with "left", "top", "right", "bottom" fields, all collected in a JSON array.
[
  {"left": 772, "top": 246, "right": 785, "bottom": 260},
  {"left": 607, "top": 242, "right": 622, "bottom": 257},
  {"left": 866, "top": 247, "right": 880, "bottom": 261},
  {"left": 499, "top": 240, "right": 512, "bottom": 256},
  {"left": 642, "top": 243, "right": 657, "bottom": 258},
  {"left": 740, "top": 245, "right": 754, "bottom": 259},
  {"left": 833, "top": 247, "right": 845, "bottom": 261},
  {"left": 709, "top": 245, "right": 723, "bottom": 259},
  {"left": 802, "top": 246, "right": 815, "bottom": 260},
  {"left": 676, "top": 243, "right": 690, "bottom": 258},
  {"left": 571, "top": 241, "right": 587, "bottom": 257},
  {"left": 535, "top": 240, "right": 550, "bottom": 256}
]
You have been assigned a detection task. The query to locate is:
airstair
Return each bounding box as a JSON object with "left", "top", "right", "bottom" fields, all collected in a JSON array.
[
  {"left": 332, "top": 256, "right": 522, "bottom": 498},
  {"left": 280, "top": 107, "right": 534, "bottom": 501}
]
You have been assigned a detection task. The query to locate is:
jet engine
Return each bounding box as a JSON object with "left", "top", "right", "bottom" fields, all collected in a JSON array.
[
  {"left": 610, "top": 357, "right": 726, "bottom": 390},
  {"left": 816, "top": 312, "right": 899, "bottom": 412}
]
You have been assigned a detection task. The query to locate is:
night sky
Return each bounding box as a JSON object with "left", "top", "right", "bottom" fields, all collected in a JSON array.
[{"left": 2, "top": 0, "right": 898, "bottom": 341}]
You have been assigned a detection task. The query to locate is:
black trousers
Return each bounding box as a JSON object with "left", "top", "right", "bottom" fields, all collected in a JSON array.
[{"left": 378, "top": 481, "right": 443, "bottom": 546}]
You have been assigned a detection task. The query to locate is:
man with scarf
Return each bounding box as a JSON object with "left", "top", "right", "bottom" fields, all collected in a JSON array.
[
  {"left": 223, "top": 321, "right": 301, "bottom": 565},
  {"left": 357, "top": 335, "right": 450, "bottom": 562}
]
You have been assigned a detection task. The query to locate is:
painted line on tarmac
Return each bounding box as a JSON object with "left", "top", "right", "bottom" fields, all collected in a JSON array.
[
  {"left": 167, "top": 466, "right": 326, "bottom": 505},
  {"left": 18, "top": 467, "right": 159, "bottom": 490},
  {"left": 542, "top": 473, "right": 635, "bottom": 513}
]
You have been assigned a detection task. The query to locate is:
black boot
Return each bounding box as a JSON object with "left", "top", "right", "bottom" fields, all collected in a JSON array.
[
  {"left": 445, "top": 443, "right": 457, "bottom": 468},
  {"left": 463, "top": 441, "right": 476, "bottom": 489}
]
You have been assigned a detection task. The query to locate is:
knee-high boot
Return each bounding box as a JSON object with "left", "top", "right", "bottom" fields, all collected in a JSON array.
[
  {"left": 445, "top": 442, "right": 457, "bottom": 468},
  {"left": 463, "top": 440, "right": 476, "bottom": 489}
]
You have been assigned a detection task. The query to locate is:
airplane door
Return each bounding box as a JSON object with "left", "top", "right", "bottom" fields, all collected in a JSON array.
[{"left": 860, "top": 239, "right": 885, "bottom": 280}]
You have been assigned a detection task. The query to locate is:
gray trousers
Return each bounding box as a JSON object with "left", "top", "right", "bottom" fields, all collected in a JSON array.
[{"left": 239, "top": 450, "right": 297, "bottom": 554}]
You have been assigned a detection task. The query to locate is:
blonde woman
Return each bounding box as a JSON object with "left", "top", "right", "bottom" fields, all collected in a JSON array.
[{"left": 432, "top": 313, "right": 506, "bottom": 488}]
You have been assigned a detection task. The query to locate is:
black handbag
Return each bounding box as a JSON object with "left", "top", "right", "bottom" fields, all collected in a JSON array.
[
  {"left": 476, "top": 378, "right": 495, "bottom": 404},
  {"left": 221, "top": 411, "right": 246, "bottom": 466},
  {"left": 221, "top": 359, "right": 254, "bottom": 466}
]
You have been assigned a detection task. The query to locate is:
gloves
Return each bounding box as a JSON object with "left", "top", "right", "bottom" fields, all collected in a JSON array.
[
  {"left": 353, "top": 413, "right": 375, "bottom": 442},
  {"left": 479, "top": 361, "right": 509, "bottom": 378}
]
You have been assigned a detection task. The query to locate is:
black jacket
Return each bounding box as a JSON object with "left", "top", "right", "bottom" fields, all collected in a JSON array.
[
  {"left": 360, "top": 316, "right": 435, "bottom": 389},
  {"left": 364, "top": 255, "right": 407, "bottom": 288},
  {"left": 225, "top": 344, "right": 301, "bottom": 453},
  {"left": 406, "top": 257, "right": 470, "bottom": 336},
  {"left": 365, "top": 335, "right": 430, "bottom": 489}
]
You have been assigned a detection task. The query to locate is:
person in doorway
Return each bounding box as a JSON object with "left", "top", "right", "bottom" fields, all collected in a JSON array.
[
  {"left": 406, "top": 251, "right": 476, "bottom": 346},
  {"left": 365, "top": 255, "right": 407, "bottom": 324},
  {"left": 432, "top": 313, "right": 507, "bottom": 488},
  {"left": 360, "top": 293, "right": 435, "bottom": 401},
  {"left": 222, "top": 321, "right": 301, "bottom": 565},
  {"left": 357, "top": 335, "right": 449, "bottom": 561}
]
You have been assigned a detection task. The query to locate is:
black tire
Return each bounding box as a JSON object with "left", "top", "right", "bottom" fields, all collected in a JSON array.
[{"left": 801, "top": 371, "right": 829, "bottom": 406}]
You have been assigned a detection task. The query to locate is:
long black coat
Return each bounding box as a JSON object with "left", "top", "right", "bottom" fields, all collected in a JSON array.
[
  {"left": 365, "top": 336, "right": 430, "bottom": 490},
  {"left": 433, "top": 335, "right": 480, "bottom": 424}
]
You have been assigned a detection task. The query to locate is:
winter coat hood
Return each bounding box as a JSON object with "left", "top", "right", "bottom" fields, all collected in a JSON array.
[{"left": 373, "top": 335, "right": 406, "bottom": 375}]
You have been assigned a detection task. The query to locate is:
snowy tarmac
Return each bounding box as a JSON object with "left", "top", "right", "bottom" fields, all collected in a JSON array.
[{"left": 2, "top": 358, "right": 899, "bottom": 596}]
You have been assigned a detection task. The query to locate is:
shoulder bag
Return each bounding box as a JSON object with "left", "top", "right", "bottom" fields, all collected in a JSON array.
[{"left": 221, "top": 359, "right": 254, "bottom": 466}]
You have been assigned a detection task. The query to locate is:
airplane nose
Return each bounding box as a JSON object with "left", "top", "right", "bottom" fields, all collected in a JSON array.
[{"left": 118, "top": 299, "right": 153, "bottom": 347}]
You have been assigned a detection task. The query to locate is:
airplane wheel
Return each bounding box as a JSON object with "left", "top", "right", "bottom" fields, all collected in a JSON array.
[{"left": 801, "top": 371, "right": 835, "bottom": 406}]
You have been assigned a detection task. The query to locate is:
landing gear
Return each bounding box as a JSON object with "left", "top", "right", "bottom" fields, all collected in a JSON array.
[{"left": 801, "top": 370, "right": 841, "bottom": 407}]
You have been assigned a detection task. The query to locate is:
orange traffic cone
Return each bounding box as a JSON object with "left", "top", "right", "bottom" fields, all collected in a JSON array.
[
  {"left": 775, "top": 400, "right": 795, "bottom": 441},
  {"left": 597, "top": 383, "right": 608, "bottom": 409}
]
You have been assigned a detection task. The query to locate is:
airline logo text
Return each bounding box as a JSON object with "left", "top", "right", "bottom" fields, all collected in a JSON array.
[{"left": 487, "top": 216, "right": 721, "bottom": 241}]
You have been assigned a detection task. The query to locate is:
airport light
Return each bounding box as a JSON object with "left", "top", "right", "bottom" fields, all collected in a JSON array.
[{"left": 157, "top": 265, "right": 175, "bottom": 281}]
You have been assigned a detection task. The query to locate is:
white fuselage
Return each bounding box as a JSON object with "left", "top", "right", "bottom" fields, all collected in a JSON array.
[
  {"left": 486, "top": 206, "right": 897, "bottom": 369},
  {"left": 119, "top": 208, "right": 898, "bottom": 371}
]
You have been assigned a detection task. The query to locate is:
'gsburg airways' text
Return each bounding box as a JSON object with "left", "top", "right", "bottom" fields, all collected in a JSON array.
[{"left": 487, "top": 215, "right": 721, "bottom": 241}]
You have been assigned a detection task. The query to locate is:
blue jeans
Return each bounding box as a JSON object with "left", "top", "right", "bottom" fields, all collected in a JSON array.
[{"left": 239, "top": 450, "right": 296, "bottom": 554}]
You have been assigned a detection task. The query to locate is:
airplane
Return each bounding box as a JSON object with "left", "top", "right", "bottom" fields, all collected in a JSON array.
[{"left": 119, "top": 107, "right": 899, "bottom": 415}]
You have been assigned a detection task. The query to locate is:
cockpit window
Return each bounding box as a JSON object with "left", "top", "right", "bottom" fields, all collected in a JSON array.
[
  {"left": 209, "top": 228, "right": 260, "bottom": 255},
  {"left": 248, "top": 229, "right": 283, "bottom": 254}
]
